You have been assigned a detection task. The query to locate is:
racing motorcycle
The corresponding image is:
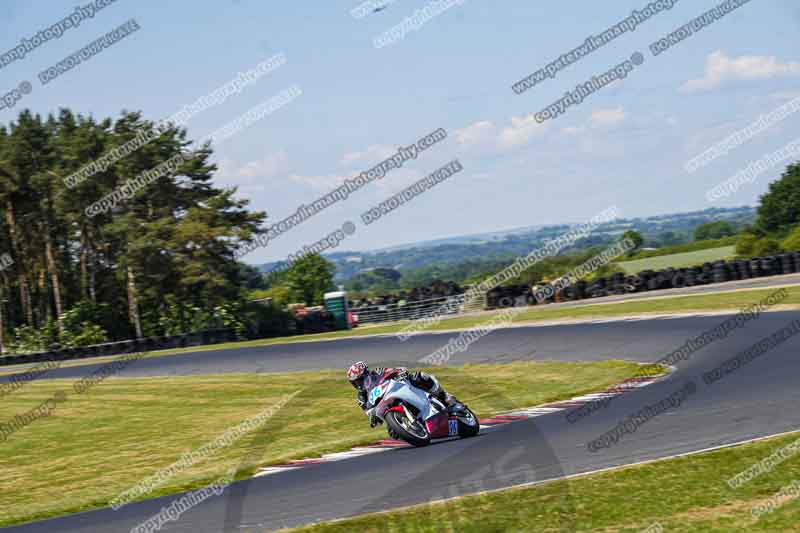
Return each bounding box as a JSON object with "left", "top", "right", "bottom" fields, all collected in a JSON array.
[{"left": 365, "top": 375, "right": 480, "bottom": 447}]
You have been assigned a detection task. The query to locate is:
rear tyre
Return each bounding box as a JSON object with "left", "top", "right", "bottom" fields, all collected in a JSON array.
[
  {"left": 457, "top": 407, "right": 480, "bottom": 438},
  {"left": 385, "top": 410, "right": 431, "bottom": 447}
]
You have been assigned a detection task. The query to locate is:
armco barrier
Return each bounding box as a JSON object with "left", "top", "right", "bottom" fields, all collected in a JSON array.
[{"left": 0, "top": 328, "right": 237, "bottom": 367}]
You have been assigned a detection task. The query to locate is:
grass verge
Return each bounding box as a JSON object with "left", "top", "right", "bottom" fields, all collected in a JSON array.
[
  {"left": 291, "top": 431, "right": 800, "bottom": 532},
  {"left": 618, "top": 245, "right": 737, "bottom": 274},
  {"left": 0, "top": 360, "right": 648, "bottom": 527},
  {"left": 3, "top": 283, "right": 798, "bottom": 375}
]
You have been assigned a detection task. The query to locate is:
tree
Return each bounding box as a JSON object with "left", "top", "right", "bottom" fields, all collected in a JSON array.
[
  {"left": 0, "top": 108, "right": 267, "bottom": 342},
  {"left": 736, "top": 229, "right": 782, "bottom": 257},
  {"left": 694, "top": 221, "right": 735, "bottom": 241},
  {"left": 284, "top": 254, "right": 335, "bottom": 306},
  {"left": 621, "top": 230, "right": 643, "bottom": 256},
  {"left": 753, "top": 238, "right": 783, "bottom": 257},
  {"left": 655, "top": 231, "right": 685, "bottom": 247},
  {"left": 756, "top": 162, "right": 800, "bottom": 234},
  {"left": 782, "top": 225, "right": 800, "bottom": 252},
  {"left": 735, "top": 232, "right": 759, "bottom": 257}
]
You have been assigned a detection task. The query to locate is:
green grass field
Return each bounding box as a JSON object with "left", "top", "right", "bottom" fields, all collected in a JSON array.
[
  {"left": 618, "top": 246, "right": 737, "bottom": 274},
  {"left": 3, "top": 283, "right": 797, "bottom": 376},
  {"left": 293, "top": 431, "right": 800, "bottom": 532},
  {"left": 0, "top": 361, "right": 649, "bottom": 527}
]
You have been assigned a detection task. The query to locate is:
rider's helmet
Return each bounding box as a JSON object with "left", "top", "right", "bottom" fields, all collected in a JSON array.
[{"left": 347, "top": 361, "right": 369, "bottom": 389}]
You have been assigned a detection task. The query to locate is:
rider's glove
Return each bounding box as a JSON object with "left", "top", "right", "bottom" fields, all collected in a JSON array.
[{"left": 396, "top": 369, "right": 408, "bottom": 380}]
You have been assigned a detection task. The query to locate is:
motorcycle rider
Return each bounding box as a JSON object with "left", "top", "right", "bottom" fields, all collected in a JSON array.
[{"left": 347, "top": 361, "right": 458, "bottom": 427}]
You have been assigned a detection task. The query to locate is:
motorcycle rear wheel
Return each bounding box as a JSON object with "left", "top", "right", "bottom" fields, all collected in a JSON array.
[{"left": 385, "top": 410, "right": 431, "bottom": 447}]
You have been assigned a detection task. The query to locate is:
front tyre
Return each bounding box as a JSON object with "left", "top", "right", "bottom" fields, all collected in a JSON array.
[
  {"left": 457, "top": 407, "right": 480, "bottom": 438},
  {"left": 385, "top": 410, "right": 431, "bottom": 447}
]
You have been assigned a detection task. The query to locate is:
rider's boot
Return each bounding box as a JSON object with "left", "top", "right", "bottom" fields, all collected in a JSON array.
[
  {"left": 444, "top": 392, "right": 459, "bottom": 409},
  {"left": 433, "top": 387, "right": 459, "bottom": 410}
]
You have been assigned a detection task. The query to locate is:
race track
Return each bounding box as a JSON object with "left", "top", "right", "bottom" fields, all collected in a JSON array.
[{"left": 3, "top": 311, "right": 800, "bottom": 532}]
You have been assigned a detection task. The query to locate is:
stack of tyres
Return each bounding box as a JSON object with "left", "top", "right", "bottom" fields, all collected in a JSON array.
[
  {"left": 685, "top": 267, "right": 699, "bottom": 286},
  {"left": 624, "top": 275, "right": 642, "bottom": 292},
  {"left": 575, "top": 280, "right": 588, "bottom": 300},
  {"left": 560, "top": 284, "right": 578, "bottom": 301},
  {"left": 728, "top": 261, "right": 741, "bottom": 281},
  {"left": 751, "top": 258, "right": 763, "bottom": 277},
  {"left": 647, "top": 271, "right": 667, "bottom": 290},
  {"left": 673, "top": 269, "right": 690, "bottom": 288},
  {"left": 611, "top": 272, "right": 626, "bottom": 295},
  {"left": 781, "top": 253, "right": 797, "bottom": 274},
  {"left": 485, "top": 288, "right": 503, "bottom": 309},
  {"left": 760, "top": 256, "right": 777, "bottom": 276},
  {"left": 712, "top": 261, "right": 730, "bottom": 283},
  {"left": 663, "top": 268, "right": 677, "bottom": 289},
  {"left": 587, "top": 277, "right": 607, "bottom": 298},
  {"left": 738, "top": 259, "right": 752, "bottom": 279}
]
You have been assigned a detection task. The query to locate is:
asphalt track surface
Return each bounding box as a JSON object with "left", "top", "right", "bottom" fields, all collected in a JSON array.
[{"left": 4, "top": 310, "right": 800, "bottom": 531}]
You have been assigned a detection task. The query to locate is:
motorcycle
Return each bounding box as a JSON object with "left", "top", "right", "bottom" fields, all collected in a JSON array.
[{"left": 365, "top": 375, "right": 480, "bottom": 447}]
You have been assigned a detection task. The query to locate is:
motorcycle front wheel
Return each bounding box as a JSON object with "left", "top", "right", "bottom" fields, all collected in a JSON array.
[
  {"left": 385, "top": 410, "right": 431, "bottom": 447},
  {"left": 457, "top": 407, "right": 480, "bottom": 438}
]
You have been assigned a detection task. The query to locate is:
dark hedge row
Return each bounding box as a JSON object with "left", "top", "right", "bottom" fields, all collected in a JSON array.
[{"left": 0, "top": 329, "right": 237, "bottom": 367}]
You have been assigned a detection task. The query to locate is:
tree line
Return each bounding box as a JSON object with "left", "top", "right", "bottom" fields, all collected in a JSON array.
[{"left": 0, "top": 108, "right": 267, "bottom": 353}]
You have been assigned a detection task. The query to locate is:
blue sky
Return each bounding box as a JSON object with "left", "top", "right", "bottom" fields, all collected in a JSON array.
[{"left": 1, "top": 0, "right": 799, "bottom": 264}]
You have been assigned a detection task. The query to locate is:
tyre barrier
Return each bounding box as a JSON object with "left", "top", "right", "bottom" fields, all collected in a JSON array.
[
  {"left": 480, "top": 251, "right": 800, "bottom": 312},
  {"left": 0, "top": 328, "right": 236, "bottom": 367}
]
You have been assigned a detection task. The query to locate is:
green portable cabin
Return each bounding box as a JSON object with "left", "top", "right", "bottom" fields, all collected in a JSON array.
[{"left": 323, "top": 291, "right": 351, "bottom": 330}]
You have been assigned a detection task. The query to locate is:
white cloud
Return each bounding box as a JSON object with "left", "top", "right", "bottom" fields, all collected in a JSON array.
[
  {"left": 680, "top": 50, "right": 800, "bottom": 93},
  {"left": 560, "top": 108, "right": 627, "bottom": 136},
  {"left": 452, "top": 116, "right": 548, "bottom": 151},
  {"left": 340, "top": 144, "right": 395, "bottom": 166},
  {"left": 498, "top": 114, "right": 549, "bottom": 149},
  {"left": 589, "top": 108, "right": 626, "bottom": 128},
  {"left": 562, "top": 125, "right": 587, "bottom": 136},
  {"left": 454, "top": 121, "right": 496, "bottom": 146},
  {"left": 289, "top": 173, "right": 349, "bottom": 190},
  {"left": 239, "top": 150, "right": 289, "bottom": 178}
]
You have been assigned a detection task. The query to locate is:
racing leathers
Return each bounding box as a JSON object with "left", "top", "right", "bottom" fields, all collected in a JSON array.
[{"left": 353, "top": 367, "right": 455, "bottom": 427}]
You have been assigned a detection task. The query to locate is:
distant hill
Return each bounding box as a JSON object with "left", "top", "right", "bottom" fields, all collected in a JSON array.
[{"left": 258, "top": 206, "right": 756, "bottom": 282}]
